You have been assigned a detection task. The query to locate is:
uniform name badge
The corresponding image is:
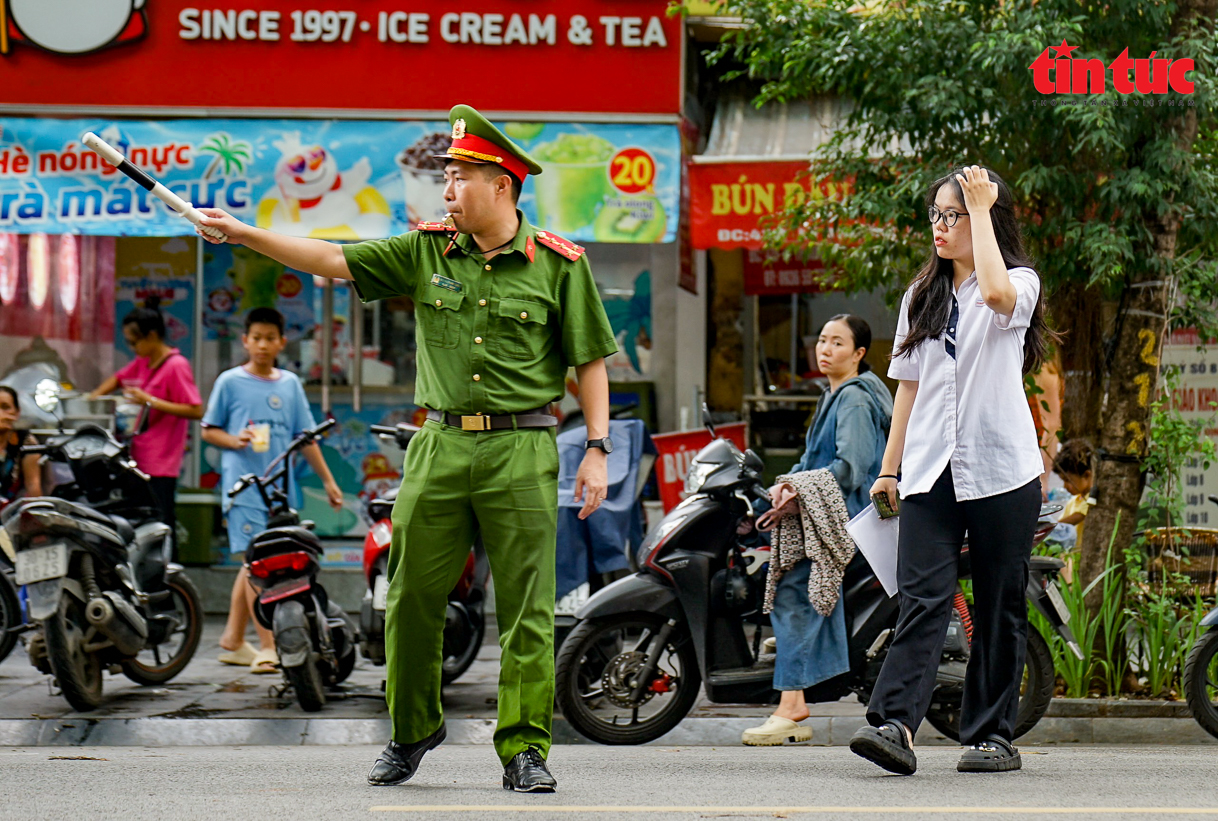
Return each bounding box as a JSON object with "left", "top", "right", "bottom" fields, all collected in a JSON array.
[{"left": 431, "top": 274, "right": 463, "bottom": 292}]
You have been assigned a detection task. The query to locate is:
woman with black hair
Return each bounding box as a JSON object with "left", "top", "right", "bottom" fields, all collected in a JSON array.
[
  {"left": 849, "top": 166, "right": 1052, "bottom": 775},
  {"left": 91, "top": 303, "right": 203, "bottom": 556},
  {"left": 740, "top": 314, "right": 892, "bottom": 747},
  {"left": 0, "top": 385, "right": 41, "bottom": 502}
]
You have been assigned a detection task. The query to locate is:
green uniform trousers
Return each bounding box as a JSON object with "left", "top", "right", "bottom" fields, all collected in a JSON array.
[{"left": 385, "top": 418, "right": 558, "bottom": 765}]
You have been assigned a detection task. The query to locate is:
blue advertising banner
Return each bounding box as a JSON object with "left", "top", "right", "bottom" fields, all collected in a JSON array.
[{"left": 0, "top": 117, "right": 679, "bottom": 243}]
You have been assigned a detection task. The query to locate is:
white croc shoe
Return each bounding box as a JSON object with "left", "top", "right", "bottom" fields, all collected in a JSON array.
[{"left": 741, "top": 714, "right": 812, "bottom": 746}]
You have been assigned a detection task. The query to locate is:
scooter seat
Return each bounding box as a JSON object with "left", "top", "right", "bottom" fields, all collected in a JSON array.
[
  {"left": 1030, "top": 555, "right": 1065, "bottom": 572},
  {"left": 249, "top": 525, "right": 324, "bottom": 555},
  {"left": 58, "top": 500, "right": 136, "bottom": 544},
  {"left": 107, "top": 515, "right": 136, "bottom": 544},
  {"left": 957, "top": 548, "right": 1064, "bottom": 579}
]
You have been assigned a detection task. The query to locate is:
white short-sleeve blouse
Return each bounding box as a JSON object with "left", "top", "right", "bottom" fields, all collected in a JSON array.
[{"left": 888, "top": 267, "right": 1044, "bottom": 501}]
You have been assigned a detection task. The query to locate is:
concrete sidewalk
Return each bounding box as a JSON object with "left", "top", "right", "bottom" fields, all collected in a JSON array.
[{"left": 0, "top": 617, "right": 1213, "bottom": 747}]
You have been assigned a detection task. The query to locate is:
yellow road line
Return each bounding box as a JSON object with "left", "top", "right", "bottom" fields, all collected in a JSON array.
[{"left": 370, "top": 807, "right": 1218, "bottom": 815}]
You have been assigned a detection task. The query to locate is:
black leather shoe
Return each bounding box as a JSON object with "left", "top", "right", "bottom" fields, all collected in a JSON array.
[
  {"left": 502, "top": 748, "right": 557, "bottom": 793},
  {"left": 367, "top": 724, "right": 447, "bottom": 786}
]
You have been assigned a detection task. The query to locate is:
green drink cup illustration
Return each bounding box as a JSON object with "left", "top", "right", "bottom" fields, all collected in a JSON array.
[{"left": 532, "top": 133, "right": 615, "bottom": 234}]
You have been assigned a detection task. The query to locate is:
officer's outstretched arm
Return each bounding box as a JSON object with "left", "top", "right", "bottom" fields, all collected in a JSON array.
[{"left": 195, "top": 207, "right": 352, "bottom": 281}]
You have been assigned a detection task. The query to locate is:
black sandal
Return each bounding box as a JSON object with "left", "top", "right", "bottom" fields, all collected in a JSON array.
[
  {"left": 958, "top": 734, "right": 1022, "bottom": 773},
  {"left": 850, "top": 721, "right": 917, "bottom": 775}
]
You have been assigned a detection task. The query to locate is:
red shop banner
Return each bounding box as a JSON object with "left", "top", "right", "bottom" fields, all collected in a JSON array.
[
  {"left": 0, "top": 1, "right": 681, "bottom": 115},
  {"left": 651, "top": 423, "right": 747, "bottom": 513},
  {"left": 742, "top": 249, "right": 825, "bottom": 296},
  {"left": 689, "top": 161, "right": 852, "bottom": 250}
]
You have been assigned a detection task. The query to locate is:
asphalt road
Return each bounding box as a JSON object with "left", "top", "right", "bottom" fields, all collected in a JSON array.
[{"left": 1, "top": 744, "right": 1215, "bottom": 821}]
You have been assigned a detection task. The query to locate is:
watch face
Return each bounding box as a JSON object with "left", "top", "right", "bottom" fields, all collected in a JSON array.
[{"left": 588, "top": 437, "right": 613, "bottom": 453}]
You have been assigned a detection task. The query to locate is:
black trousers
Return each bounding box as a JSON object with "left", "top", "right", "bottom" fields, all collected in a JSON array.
[
  {"left": 147, "top": 476, "right": 178, "bottom": 563},
  {"left": 866, "top": 467, "right": 1041, "bottom": 744}
]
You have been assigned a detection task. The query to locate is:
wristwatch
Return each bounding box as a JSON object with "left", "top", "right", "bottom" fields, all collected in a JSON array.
[{"left": 585, "top": 437, "right": 614, "bottom": 454}]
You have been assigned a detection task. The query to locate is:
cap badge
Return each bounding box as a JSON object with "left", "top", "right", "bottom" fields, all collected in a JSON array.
[{"left": 452, "top": 119, "right": 467, "bottom": 139}]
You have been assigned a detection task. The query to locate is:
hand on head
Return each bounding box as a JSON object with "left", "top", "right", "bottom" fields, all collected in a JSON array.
[{"left": 955, "top": 165, "right": 998, "bottom": 214}]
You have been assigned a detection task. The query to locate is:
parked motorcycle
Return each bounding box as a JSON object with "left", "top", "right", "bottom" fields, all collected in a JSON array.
[
  {"left": 555, "top": 408, "right": 1079, "bottom": 745},
  {"left": 361, "top": 423, "right": 488, "bottom": 685},
  {"left": 0, "top": 380, "right": 202, "bottom": 711},
  {"left": 230, "top": 417, "right": 358, "bottom": 712},
  {"left": 1182, "top": 494, "right": 1218, "bottom": 740}
]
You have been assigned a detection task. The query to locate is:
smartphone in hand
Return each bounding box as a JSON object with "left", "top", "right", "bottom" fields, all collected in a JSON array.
[{"left": 871, "top": 490, "right": 899, "bottom": 520}]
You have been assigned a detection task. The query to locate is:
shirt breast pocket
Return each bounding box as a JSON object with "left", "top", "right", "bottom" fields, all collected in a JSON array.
[
  {"left": 494, "top": 298, "right": 549, "bottom": 360},
  {"left": 418, "top": 286, "right": 464, "bottom": 349}
]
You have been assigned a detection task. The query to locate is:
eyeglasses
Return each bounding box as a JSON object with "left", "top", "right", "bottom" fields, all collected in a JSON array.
[{"left": 929, "top": 206, "right": 969, "bottom": 228}]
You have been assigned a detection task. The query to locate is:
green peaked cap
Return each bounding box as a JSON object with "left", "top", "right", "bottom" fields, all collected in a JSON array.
[{"left": 434, "top": 104, "right": 543, "bottom": 180}]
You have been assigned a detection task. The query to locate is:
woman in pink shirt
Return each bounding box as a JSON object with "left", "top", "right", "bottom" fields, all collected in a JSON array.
[{"left": 91, "top": 303, "right": 203, "bottom": 558}]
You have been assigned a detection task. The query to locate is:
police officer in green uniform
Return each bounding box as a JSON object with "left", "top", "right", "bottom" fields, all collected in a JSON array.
[{"left": 196, "top": 105, "right": 617, "bottom": 793}]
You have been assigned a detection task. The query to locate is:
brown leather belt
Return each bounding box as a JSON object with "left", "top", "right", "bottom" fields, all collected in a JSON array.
[{"left": 426, "top": 407, "right": 557, "bottom": 431}]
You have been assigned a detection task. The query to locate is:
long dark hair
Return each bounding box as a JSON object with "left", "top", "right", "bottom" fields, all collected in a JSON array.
[
  {"left": 0, "top": 385, "right": 18, "bottom": 413},
  {"left": 122, "top": 296, "right": 167, "bottom": 340},
  {"left": 826, "top": 313, "right": 873, "bottom": 374},
  {"left": 893, "top": 166, "right": 1053, "bottom": 375}
]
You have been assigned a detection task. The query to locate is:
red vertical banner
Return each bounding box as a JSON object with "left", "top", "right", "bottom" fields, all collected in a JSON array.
[{"left": 678, "top": 118, "right": 700, "bottom": 294}]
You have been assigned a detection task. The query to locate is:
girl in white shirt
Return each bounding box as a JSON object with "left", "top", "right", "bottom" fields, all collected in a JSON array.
[{"left": 849, "top": 166, "right": 1054, "bottom": 776}]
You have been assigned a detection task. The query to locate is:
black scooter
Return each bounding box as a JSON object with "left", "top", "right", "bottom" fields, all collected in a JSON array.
[
  {"left": 1, "top": 381, "right": 202, "bottom": 712},
  {"left": 229, "top": 417, "right": 358, "bottom": 712},
  {"left": 555, "top": 409, "right": 1080, "bottom": 745},
  {"left": 1182, "top": 494, "right": 1218, "bottom": 740}
]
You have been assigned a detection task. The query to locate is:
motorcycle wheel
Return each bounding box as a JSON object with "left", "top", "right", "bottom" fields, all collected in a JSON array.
[
  {"left": 1183, "top": 627, "right": 1218, "bottom": 740},
  {"left": 0, "top": 571, "right": 20, "bottom": 663},
  {"left": 555, "top": 614, "right": 701, "bottom": 745},
  {"left": 327, "top": 604, "right": 359, "bottom": 685},
  {"left": 286, "top": 655, "right": 327, "bottom": 712},
  {"left": 924, "top": 626, "right": 1055, "bottom": 742},
  {"left": 441, "top": 605, "right": 484, "bottom": 685},
  {"left": 121, "top": 571, "right": 204, "bottom": 686},
  {"left": 43, "top": 591, "right": 104, "bottom": 712}
]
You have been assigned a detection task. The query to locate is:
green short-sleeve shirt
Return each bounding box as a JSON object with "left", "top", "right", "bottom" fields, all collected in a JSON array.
[{"left": 343, "top": 212, "right": 617, "bottom": 414}]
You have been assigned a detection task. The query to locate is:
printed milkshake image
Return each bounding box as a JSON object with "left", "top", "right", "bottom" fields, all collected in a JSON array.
[
  {"left": 396, "top": 132, "right": 452, "bottom": 225},
  {"left": 531, "top": 133, "right": 615, "bottom": 233}
]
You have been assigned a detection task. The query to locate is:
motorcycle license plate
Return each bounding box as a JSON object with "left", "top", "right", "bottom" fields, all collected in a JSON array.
[
  {"left": 373, "top": 575, "right": 389, "bottom": 612},
  {"left": 15, "top": 543, "right": 68, "bottom": 586},
  {"left": 1045, "top": 580, "right": 1071, "bottom": 624}
]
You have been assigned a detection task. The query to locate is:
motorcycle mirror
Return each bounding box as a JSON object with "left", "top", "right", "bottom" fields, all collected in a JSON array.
[
  {"left": 701, "top": 402, "right": 716, "bottom": 438},
  {"left": 33, "top": 378, "right": 61, "bottom": 413}
]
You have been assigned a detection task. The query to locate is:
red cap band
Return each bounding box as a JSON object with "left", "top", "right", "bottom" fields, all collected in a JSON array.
[{"left": 445, "top": 133, "right": 529, "bottom": 182}]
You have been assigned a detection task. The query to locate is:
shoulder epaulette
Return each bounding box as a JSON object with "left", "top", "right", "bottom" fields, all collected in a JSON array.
[
  {"left": 535, "top": 230, "right": 585, "bottom": 261},
  {"left": 416, "top": 221, "right": 452, "bottom": 232}
]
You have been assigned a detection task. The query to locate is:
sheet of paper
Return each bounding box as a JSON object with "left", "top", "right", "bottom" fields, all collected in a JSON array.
[{"left": 846, "top": 503, "right": 899, "bottom": 597}]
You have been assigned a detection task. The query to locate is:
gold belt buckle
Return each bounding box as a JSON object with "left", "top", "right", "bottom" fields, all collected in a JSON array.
[{"left": 461, "top": 413, "right": 491, "bottom": 431}]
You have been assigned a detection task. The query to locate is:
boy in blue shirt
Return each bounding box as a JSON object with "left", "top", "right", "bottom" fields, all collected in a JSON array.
[{"left": 202, "top": 307, "right": 343, "bottom": 673}]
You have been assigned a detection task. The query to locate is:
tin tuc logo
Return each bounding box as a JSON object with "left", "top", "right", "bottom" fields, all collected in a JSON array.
[{"left": 1028, "top": 39, "right": 1195, "bottom": 95}]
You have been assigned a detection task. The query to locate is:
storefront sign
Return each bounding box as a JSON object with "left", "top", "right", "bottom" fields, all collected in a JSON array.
[
  {"left": 742, "top": 249, "right": 825, "bottom": 296},
  {"left": 0, "top": 116, "right": 679, "bottom": 242},
  {"left": 651, "top": 423, "right": 747, "bottom": 512},
  {"left": 689, "top": 161, "right": 848, "bottom": 250},
  {"left": 0, "top": 1, "right": 681, "bottom": 115},
  {"left": 113, "top": 237, "right": 198, "bottom": 371},
  {"left": 1163, "top": 329, "right": 1218, "bottom": 528}
]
